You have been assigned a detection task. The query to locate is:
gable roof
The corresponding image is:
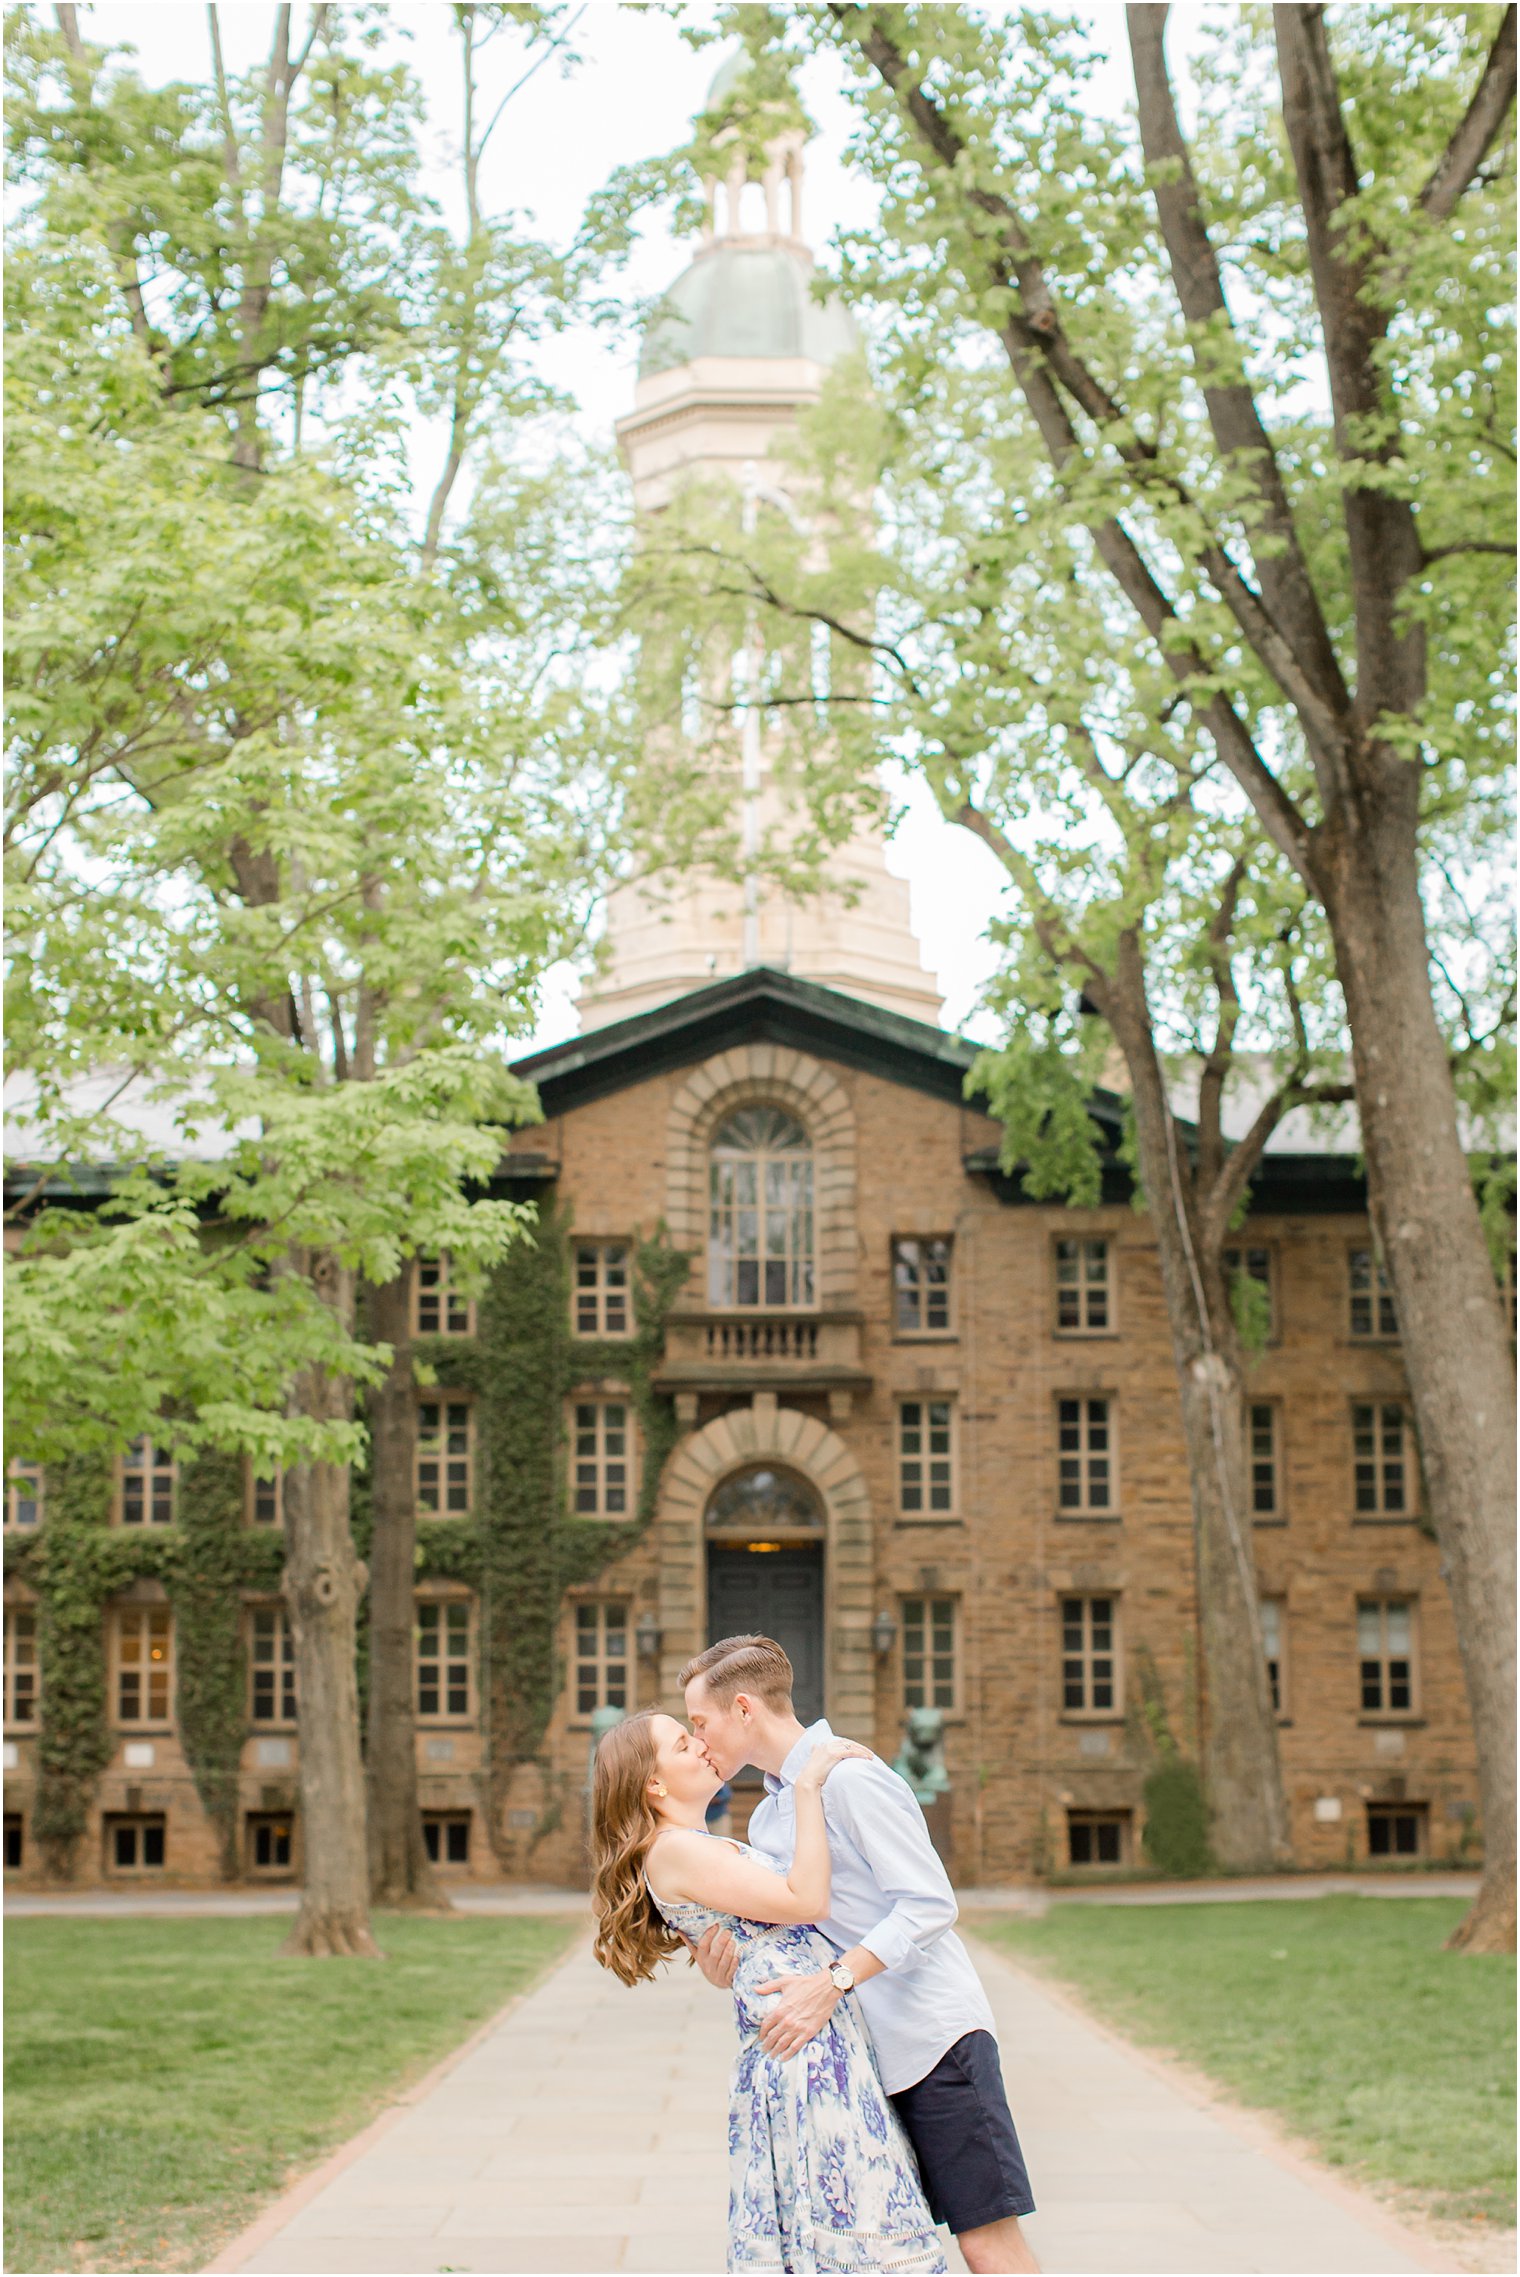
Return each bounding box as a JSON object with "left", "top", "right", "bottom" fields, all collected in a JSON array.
[
  {"left": 512, "top": 966, "right": 1009, "bottom": 1119},
  {"left": 510, "top": 967, "right": 1380, "bottom": 1214}
]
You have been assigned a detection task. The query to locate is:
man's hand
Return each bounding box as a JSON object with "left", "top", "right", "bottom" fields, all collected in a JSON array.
[
  {"left": 689, "top": 1923, "right": 739, "bottom": 1989},
  {"left": 755, "top": 1969, "right": 839, "bottom": 2059}
]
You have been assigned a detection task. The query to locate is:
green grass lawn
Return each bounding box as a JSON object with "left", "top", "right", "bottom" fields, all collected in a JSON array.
[
  {"left": 975, "top": 1896, "right": 1515, "bottom": 2228},
  {"left": 5, "top": 1911, "right": 581, "bottom": 2275}
]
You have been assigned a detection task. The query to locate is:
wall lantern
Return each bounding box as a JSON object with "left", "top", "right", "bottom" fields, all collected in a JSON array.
[
  {"left": 872, "top": 1610, "right": 898, "bottom": 1658},
  {"left": 635, "top": 1611, "right": 663, "bottom": 1661}
]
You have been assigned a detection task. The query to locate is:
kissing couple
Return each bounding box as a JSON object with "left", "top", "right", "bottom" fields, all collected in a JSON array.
[{"left": 591, "top": 1633, "right": 1038, "bottom": 2275}]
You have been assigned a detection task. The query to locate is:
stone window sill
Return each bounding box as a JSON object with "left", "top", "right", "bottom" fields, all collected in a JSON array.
[
  {"left": 1054, "top": 1512, "right": 1122, "bottom": 1525},
  {"left": 1357, "top": 1715, "right": 1426, "bottom": 1728},
  {"left": 894, "top": 1514, "right": 965, "bottom": 1528},
  {"left": 1058, "top": 1714, "right": 1125, "bottom": 1727},
  {"left": 1252, "top": 1515, "right": 1287, "bottom": 1528},
  {"left": 1351, "top": 1515, "right": 1420, "bottom": 1526}
]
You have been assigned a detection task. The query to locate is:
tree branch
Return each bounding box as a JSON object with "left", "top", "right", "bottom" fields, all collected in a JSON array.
[{"left": 1420, "top": 4, "right": 1517, "bottom": 221}]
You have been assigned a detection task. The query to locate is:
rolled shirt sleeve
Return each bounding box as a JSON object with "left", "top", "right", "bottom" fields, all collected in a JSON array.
[{"left": 824, "top": 1761, "right": 958, "bottom": 1975}]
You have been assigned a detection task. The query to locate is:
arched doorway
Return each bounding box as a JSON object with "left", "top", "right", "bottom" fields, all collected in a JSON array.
[{"left": 704, "top": 1465, "right": 825, "bottom": 1724}]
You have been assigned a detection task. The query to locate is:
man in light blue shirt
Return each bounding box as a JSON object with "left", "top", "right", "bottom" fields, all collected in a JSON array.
[{"left": 683, "top": 1634, "right": 1038, "bottom": 2275}]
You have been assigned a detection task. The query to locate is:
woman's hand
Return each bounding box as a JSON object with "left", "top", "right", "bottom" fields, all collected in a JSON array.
[{"left": 795, "top": 1737, "right": 873, "bottom": 1792}]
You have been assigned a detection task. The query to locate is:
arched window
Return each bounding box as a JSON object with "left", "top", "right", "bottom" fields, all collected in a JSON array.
[{"left": 708, "top": 1106, "right": 814, "bottom": 1308}]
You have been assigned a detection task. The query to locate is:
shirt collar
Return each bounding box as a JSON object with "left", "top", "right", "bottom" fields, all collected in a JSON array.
[{"left": 764, "top": 1717, "right": 833, "bottom": 1798}]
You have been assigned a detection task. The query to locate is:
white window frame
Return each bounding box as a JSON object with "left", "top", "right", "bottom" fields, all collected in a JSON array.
[
  {"left": 1054, "top": 1237, "right": 1113, "bottom": 1334},
  {"left": 1348, "top": 1247, "right": 1398, "bottom": 1340},
  {"left": 5, "top": 1459, "right": 43, "bottom": 1531},
  {"left": 248, "top": 1604, "right": 297, "bottom": 1726},
  {"left": 412, "top": 1253, "right": 475, "bottom": 1338},
  {"left": 415, "top": 1597, "right": 473, "bottom": 1723},
  {"left": 1358, "top": 1597, "right": 1418, "bottom": 1719},
  {"left": 1060, "top": 1593, "right": 1119, "bottom": 1718},
  {"left": 115, "top": 1606, "right": 174, "bottom": 1726},
  {"left": 572, "top": 1398, "right": 632, "bottom": 1520},
  {"left": 900, "top": 1594, "right": 958, "bottom": 1711},
  {"left": 707, "top": 1107, "right": 815, "bottom": 1310},
  {"left": 572, "top": 1601, "right": 631, "bottom": 1719},
  {"left": 1057, "top": 1396, "right": 1116, "bottom": 1517},
  {"left": 416, "top": 1397, "right": 474, "bottom": 1518},
  {"left": 892, "top": 1237, "right": 954, "bottom": 1337},
  {"left": 573, "top": 1242, "right": 633, "bottom": 1338},
  {"left": 117, "top": 1438, "right": 177, "bottom": 1527},
  {"left": 897, "top": 1399, "right": 955, "bottom": 1517},
  {"left": 4, "top": 1605, "right": 39, "bottom": 1729},
  {"left": 1352, "top": 1402, "right": 1414, "bottom": 1518}
]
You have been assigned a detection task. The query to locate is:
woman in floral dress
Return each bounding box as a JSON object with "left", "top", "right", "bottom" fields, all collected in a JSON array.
[{"left": 591, "top": 1711, "right": 947, "bottom": 2276}]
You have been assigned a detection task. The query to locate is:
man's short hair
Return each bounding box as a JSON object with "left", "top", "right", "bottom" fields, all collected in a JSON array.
[{"left": 680, "top": 1634, "right": 794, "bottom": 1711}]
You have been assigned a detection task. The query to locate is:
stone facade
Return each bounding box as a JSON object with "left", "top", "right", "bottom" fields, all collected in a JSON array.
[{"left": 4, "top": 972, "right": 1484, "bottom": 1890}]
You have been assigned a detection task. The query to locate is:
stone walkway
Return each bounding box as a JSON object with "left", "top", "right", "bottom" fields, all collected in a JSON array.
[
  {"left": 209, "top": 1928, "right": 1450, "bottom": 2277},
  {"left": 6, "top": 1870, "right": 1478, "bottom": 1919}
]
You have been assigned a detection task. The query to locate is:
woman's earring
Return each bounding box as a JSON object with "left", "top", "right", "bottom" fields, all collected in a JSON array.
[{"left": 651, "top": 1782, "right": 668, "bottom": 1798}]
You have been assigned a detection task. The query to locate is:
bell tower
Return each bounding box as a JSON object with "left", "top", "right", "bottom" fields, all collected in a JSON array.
[{"left": 577, "top": 60, "right": 943, "bottom": 1033}]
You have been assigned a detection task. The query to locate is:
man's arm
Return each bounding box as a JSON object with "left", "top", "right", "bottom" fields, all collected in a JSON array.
[
  {"left": 756, "top": 1761, "right": 955, "bottom": 2056},
  {"left": 826, "top": 1760, "right": 958, "bottom": 1973}
]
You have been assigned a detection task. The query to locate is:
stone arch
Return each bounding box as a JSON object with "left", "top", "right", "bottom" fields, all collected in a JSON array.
[
  {"left": 666, "top": 1045, "right": 856, "bottom": 1308},
  {"left": 653, "top": 1401, "right": 875, "bottom": 1733}
]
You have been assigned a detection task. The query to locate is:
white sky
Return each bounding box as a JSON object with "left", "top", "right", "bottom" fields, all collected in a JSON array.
[{"left": 64, "top": 1, "right": 1178, "bottom": 1051}]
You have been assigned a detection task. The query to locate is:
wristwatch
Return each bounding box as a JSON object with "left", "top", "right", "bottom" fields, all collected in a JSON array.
[{"left": 827, "top": 1960, "right": 856, "bottom": 1994}]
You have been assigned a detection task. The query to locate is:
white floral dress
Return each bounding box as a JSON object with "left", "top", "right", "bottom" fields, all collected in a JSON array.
[{"left": 649, "top": 1838, "right": 947, "bottom": 2274}]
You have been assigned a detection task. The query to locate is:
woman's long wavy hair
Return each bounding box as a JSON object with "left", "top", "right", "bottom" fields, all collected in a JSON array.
[{"left": 590, "top": 1711, "right": 689, "bottom": 1987}]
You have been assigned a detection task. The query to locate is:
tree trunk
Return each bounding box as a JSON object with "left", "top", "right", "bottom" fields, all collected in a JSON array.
[
  {"left": 1320, "top": 808, "right": 1517, "bottom": 1951},
  {"left": 365, "top": 1271, "right": 450, "bottom": 1910},
  {"left": 281, "top": 1250, "right": 381, "bottom": 1958},
  {"left": 1104, "top": 945, "right": 1293, "bottom": 1873}
]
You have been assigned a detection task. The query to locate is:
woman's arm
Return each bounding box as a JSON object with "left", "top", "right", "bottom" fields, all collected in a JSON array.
[{"left": 650, "top": 1740, "right": 868, "bottom": 1923}]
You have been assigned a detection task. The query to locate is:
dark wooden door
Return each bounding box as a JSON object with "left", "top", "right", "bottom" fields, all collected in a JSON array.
[{"left": 706, "top": 1543, "right": 825, "bottom": 1725}]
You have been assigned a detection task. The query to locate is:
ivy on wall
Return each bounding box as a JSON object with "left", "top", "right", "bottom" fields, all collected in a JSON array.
[
  {"left": 413, "top": 1208, "right": 688, "bottom": 1867},
  {"left": 5, "top": 1206, "right": 686, "bottom": 1880},
  {"left": 4, "top": 1450, "right": 282, "bottom": 1878}
]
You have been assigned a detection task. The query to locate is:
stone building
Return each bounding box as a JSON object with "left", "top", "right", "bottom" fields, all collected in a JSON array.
[{"left": 1, "top": 86, "right": 1486, "bottom": 1890}]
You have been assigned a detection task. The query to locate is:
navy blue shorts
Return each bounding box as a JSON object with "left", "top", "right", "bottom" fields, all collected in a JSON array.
[{"left": 889, "top": 2030, "right": 1035, "bottom": 2235}]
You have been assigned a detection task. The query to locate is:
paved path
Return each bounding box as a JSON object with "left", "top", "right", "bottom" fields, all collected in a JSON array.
[
  {"left": 210, "top": 1929, "right": 1447, "bottom": 2277},
  {"left": 7, "top": 1871, "right": 1477, "bottom": 1919}
]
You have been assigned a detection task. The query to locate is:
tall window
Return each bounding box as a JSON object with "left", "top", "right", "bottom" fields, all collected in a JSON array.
[
  {"left": 1057, "top": 1397, "right": 1114, "bottom": 1515},
  {"left": 1055, "top": 1238, "right": 1111, "bottom": 1333},
  {"left": 901, "top": 1595, "right": 957, "bottom": 1710},
  {"left": 1348, "top": 1248, "right": 1397, "bottom": 1339},
  {"left": 1061, "top": 1595, "right": 1118, "bottom": 1714},
  {"left": 5, "top": 1460, "right": 43, "bottom": 1530},
  {"left": 893, "top": 1238, "right": 952, "bottom": 1335},
  {"left": 413, "top": 1254, "right": 474, "bottom": 1337},
  {"left": 416, "top": 1600, "right": 472, "bottom": 1720},
  {"left": 116, "top": 1608, "right": 173, "bottom": 1725},
  {"left": 897, "top": 1400, "right": 954, "bottom": 1515},
  {"left": 708, "top": 1107, "right": 814, "bottom": 1308},
  {"left": 119, "top": 1438, "right": 176, "bottom": 1526},
  {"left": 1260, "top": 1597, "right": 1287, "bottom": 1716},
  {"left": 574, "top": 1243, "right": 631, "bottom": 1337},
  {"left": 1249, "top": 1403, "right": 1281, "bottom": 1519},
  {"left": 416, "top": 1399, "right": 473, "bottom": 1517},
  {"left": 4, "top": 1608, "right": 38, "bottom": 1728},
  {"left": 248, "top": 1607, "right": 297, "bottom": 1725},
  {"left": 1225, "top": 1245, "right": 1275, "bottom": 1339},
  {"left": 1353, "top": 1403, "right": 1412, "bottom": 1516},
  {"left": 573, "top": 1400, "right": 630, "bottom": 1518},
  {"left": 246, "top": 1463, "right": 283, "bottom": 1527},
  {"left": 1358, "top": 1599, "right": 1415, "bottom": 1715},
  {"left": 574, "top": 1602, "right": 629, "bottom": 1716}
]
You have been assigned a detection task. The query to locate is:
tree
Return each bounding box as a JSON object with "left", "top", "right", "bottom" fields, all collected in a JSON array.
[
  {"left": 706, "top": 0, "right": 1516, "bottom": 1949},
  {"left": 6, "top": 4, "right": 627, "bottom": 1949}
]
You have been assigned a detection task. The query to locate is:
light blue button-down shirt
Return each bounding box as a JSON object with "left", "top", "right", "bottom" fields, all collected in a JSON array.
[{"left": 744, "top": 1717, "right": 997, "bottom": 2094}]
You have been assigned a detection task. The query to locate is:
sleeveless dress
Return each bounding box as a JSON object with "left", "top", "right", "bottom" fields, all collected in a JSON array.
[{"left": 648, "top": 1837, "right": 947, "bottom": 2274}]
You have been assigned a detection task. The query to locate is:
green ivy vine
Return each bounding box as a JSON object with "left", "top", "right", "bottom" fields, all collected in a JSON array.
[
  {"left": 6, "top": 1208, "right": 685, "bottom": 1880},
  {"left": 412, "top": 1208, "right": 688, "bottom": 1866},
  {"left": 5, "top": 1449, "right": 283, "bottom": 1878}
]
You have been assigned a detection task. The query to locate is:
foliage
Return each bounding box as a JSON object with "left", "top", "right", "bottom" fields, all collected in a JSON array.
[
  {"left": 4, "top": 1912, "right": 580, "bottom": 2274},
  {"left": 409, "top": 1207, "right": 689, "bottom": 1864},
  {"left": 978, "top": 1899, "right": 1516, "bottom": 2226},
  {"left": 5, "top": 1452, "right": 283, "bottom": 1877},
  {"left": 1140, "top": 1760, "right": 1214, "bottom": 1881}
]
